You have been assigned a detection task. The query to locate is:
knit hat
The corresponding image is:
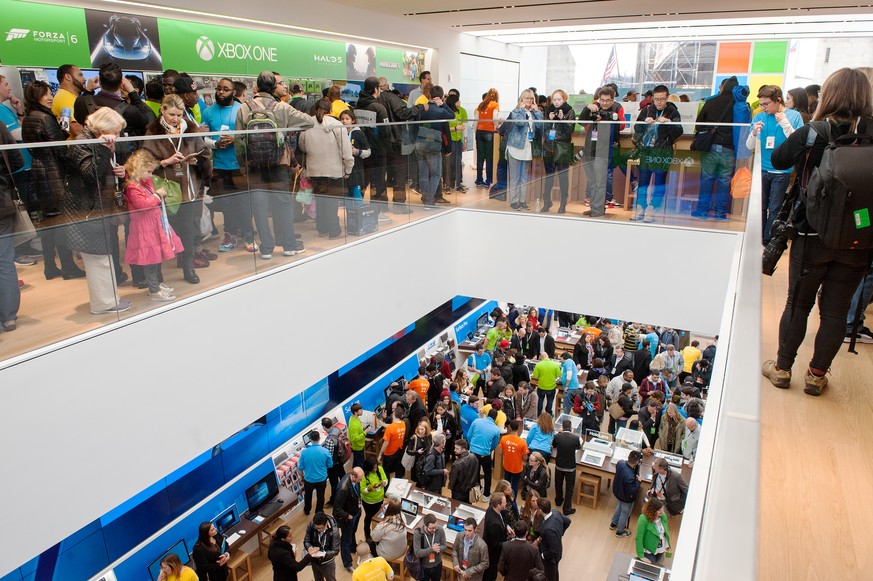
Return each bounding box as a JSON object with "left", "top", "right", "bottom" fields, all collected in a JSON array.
[{"left": 441, "top": 389, "right": 451, "bottom": 399}]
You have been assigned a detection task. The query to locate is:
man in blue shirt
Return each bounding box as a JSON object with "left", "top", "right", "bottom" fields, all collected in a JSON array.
[
  {"left": 560, "top": 352, "right": 579, "bottom": 415},
  {"left": 201, "top": 78, "right": 254, "bottom": 252},
  {"left": 298, "top": 430, "right": 333, "bottom": 515},
  {"left": 746, "top": 85, "right": 803, "bottom": 244},
  {"left": 468, "top": 408, "right": 501, "bottom": 497},
  {"left": 466, "top": 344, "right": 491, "bottom": 395},
  {"left": 460, "top": 395, "right": 482, "bottom": 439}
]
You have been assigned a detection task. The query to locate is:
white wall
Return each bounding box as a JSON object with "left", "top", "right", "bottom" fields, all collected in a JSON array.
[{"left": 0, "top": 210, "right": 741, "bottom": 576}]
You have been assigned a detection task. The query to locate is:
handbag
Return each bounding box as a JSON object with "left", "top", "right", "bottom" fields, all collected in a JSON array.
[
  {"left": 690, "top": 99, "right": 733, "bottom": 152},
  {"left": 1, "top": 148, "right": 36, "bottom": 247},
  {"left": 608, "top": 401, "right": 625, "bottom": 420},
  {"left": 469, "top": 483, "right": 483, "bottom": 504},
  {"left": 417, "top": 125, "right": 444, "bottom": 153},
  {"left": 153, "top": 176, "right": 183, "bottom": 215},
  {"left": 401, "top": 446, "right": 417, "bottom": 472}
]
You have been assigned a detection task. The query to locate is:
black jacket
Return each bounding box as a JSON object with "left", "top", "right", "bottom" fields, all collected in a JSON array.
[
  {"left": 650, "top": 467, "right": 689, "bottom": 516},
  {"left": 406, "top": 394, "right": 428, "bottom": 433},
  {"left": 355, "top": 89, "right": 390, "bottom": 155},
  {"left": 542, "top": 334, "right": 556, "bottom": 359},
  {"left": 332, "top": 472, "right": 361, "bottom": 523},
  {"left": 522, "top": 464, "right": 549, "bottom": 498},
  {"left": 192, "top": 538, "right": 228, "bottom": 581},
  {"left": 426, "top": 373, "right": 446, "bottom": 411},
  {"left": 483, "top": 507, "right": 508, "bottom": 557},
  {"left": 74, "top": 90, "right": 152, "bottom": 137},
  {"left": 378, "top": 90, "right": 421, "bottom": 148},
  {"left": 422, "top": 447, "right": 447, "bottom": 493},
  {"left": 552, "top": 431, "right": 581, "bottom": 472},
  {"left": 449, "top": 450, "right": 479, "bottom": 494},
  {"left": 511, "top": 362, "right": 531, "bottom": 388},
  {"left": 538, "top": 510, "right": 571, "bottom": 563},
  {"left": 573, "top": 341, "right": 594, "bottom": 369},
  {"left": 694, "top": 76, "right": 739, "bottom": 149},
  {"left": 632, "top": 349, "right": 653, "bottom": 384},
  {"left": 497, "top": 539, "right": 543, "bottom": 581},
  {"left": 22, "top": 105, "right": 68, "bottom": 210},
  {"left": 638, "top": 405, "right": 661, "bottom": 445},
  {"left": 611, "top": 352, "right": 634, "bottom": 378},
  {"left": 303, "top": 515, "right": 341, "bottom": 564},
  {"left": 64, "top": 128, "right": 119, "bottom": 254},
  {"left": 633, "top": 101, "right": 683, "bottom": 149},
  {"left": 267, "top": 539, "right": 312, "bottom": 581}
]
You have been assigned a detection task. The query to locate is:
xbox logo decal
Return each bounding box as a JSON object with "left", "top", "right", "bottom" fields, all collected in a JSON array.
[{"left": 196, "top": 36, "right": 215, "bottom": 61}]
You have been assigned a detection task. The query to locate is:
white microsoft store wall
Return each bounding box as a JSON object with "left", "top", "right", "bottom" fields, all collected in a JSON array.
[{"left": 0, "top": 210, "right": 740, "bottom": 575}]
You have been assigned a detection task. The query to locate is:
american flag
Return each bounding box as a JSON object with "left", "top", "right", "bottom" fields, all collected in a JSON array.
[{"left": 601, "top": 45, "right": 617, "bottom": 86}]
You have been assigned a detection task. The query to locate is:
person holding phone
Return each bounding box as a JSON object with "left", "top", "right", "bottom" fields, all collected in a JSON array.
[{"left": 192, "top": 521, "right": 229, "bottom": 581}]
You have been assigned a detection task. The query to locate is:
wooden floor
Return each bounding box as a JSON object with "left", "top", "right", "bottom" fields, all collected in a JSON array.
[
  {"left": 3, "top": 157, "right": 744, "bottom": 364},
  {"left": 758, "top": 254, "right": 873, "bottom": 578}
]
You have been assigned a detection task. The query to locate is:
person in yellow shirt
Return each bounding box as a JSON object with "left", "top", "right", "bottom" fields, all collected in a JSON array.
[
  {"left": 680, "top": 340, "right": 702, "bottom": 382},
  {"left": 415, "top": 81, "right": 432, "bottom": 106},
  {"left": 480, "top": 398, "right": 507, "bottom": 430},
  {"left": 352, "top": 542, "right": 394, "bottom": 581},
  {"left": 157, "top": 553, "right": 197, "bottom": 581},
  {"left": 328, "top": 85, "right": 349, "bottom": 118},
  {"left": 52, "top": 64, "right": 98, "bottom": 138}
]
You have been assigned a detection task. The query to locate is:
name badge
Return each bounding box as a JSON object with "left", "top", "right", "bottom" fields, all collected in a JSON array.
[
  {"left": 428, "top": 553, "right": 436, "bottom": 564},
  {"left": 527, "top": 130, "right": 534, "bottom": 141},
  {"left": 548, "top": 129, "right": 556, "bottom": 141},
  {"left": 765, "top": 135, "right": 776, "bottom": 149},
  {"left": 173, "top": 162, "right": 184, "bottom": 177},
  {"left": 590, "top": 130, "right": 598, "bottom": 142}
]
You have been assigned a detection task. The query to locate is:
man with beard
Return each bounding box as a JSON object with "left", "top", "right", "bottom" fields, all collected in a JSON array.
[
  {"left": 202, "top": 78, "right": 254, "bottom": 253},
  {"left": 52, "top": 64, "right": 99, "bottom": 137}
]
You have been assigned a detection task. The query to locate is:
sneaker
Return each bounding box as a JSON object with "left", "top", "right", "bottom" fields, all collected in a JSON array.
[
  {"left": 804, "top": 369, "right": 828, "bottom": 396},
  {"left": 18, "top": 279, "right": 24, "bottom": 289},
  {"left": 630, "top": 205, "right": 645, "bottom": 221},
  {"left": 519, "top": 203, "right": 530, "bottom": 210},
  {"left": 475, "top": 181, "right": 486, "bottom": 188},
  {"left": 377, "top": 213, "right": 391, "bottom": 222},
  {"left": 260, "top": 252, "right": 272, "bottom": 260},
  {"left": 844, "top": 326, "right": 873, "bottom": 343},
  {"left": 392, "top": 204, "right": 412, "bottom": 214},
  {"left": 14, "top": 256, "right": 37, "bottom": 266},
  {"left": 159, "top": 283, "right": 175, "bottom": 293},
  {"left": 712, "top": 214, "right": 729, "bottom": 222},
  {"left": 434, "top": 198, "right": 452, "bottom": 205},
  {"left": 609, "top": 523, "right": 617, "bottom": 530},
  {"left": 509, "top": 203, "right": 519, "bottom": 210},
  {"left": 193, "top": 256, "right": 210, "bottom": 268},
  {"left": 583, "top": 210, "right": 593, "bottom": 216},
  {"left": 643, "top": 205, "right": 656, "bottom": 223},
  {"left": 116, "top": 272, "right": 129, "bottom": 285},
  {"left": 615, "top": 530, "right": 632, "bottom": 538},
  {"left": 91, "top": 299, "right": 132, "bottom": 315},
  {"left": 457, "top": 185, "right": 468, "bottom": 193},
  {"left": 761, "top": 360, "right": 791, "bottom": 389},
  {"left": 282, "top": 245, "right": 304, "bottom": 256},
  {"left": 690, "top": 210, "right": 709, "bottom": 220},
  {"left": 150, "top": 287, "right": 177, "bottom": 302},
  {"left": 245, "top": 241, "right": 258, "bottom": 253},
  {"left": 198, "top": 250, "right": 218, "bottom": 261},
  {"left": 3, "top": 320, "right": 17, "bottom": 332},
  {"left": 422, "top": 205, "right": 438, "bottom": 211},
  {"left": 218, "top": 233, "right": 238, "bottom": 252},
  {"left": 606, "top": 201, "right": 618, "bottom": 209},
  {"left": 584, "top": 198, "right": 591, "bottom": 206}
]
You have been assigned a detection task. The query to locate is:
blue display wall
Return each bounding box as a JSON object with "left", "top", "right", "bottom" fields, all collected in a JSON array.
[{"left": 2, "top": 296, "right": 493, "bottom": 581}]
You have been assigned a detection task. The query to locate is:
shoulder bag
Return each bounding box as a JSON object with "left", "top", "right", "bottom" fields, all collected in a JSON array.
[
  {"left": 152, "top": 175, "right": 183, "bottom": 215},
  {"left": 691, "top": 99, "right": 733, "bottom": 152},
  {"left": 608, "top": 400, "right": 625, "bottom": 420},
  {"left": 0, "top": 149, "right": 36, "bottom": 247}
]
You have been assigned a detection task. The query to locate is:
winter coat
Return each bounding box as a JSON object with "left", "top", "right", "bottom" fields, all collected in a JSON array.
[
  {"left": 22, "top": 104, "right": 68, "bottom": 212},
  {"left": 542, "top": 102, "right": 576, "bottom": 163},
  {"left": 267, "top": 538, "right": 312, "bottom": 581},
  {"left": 633, "top": 101, "right": 683, "bottom": 149},
  {"left": 63, "top": 128, "right": 122, "bottom": 254},
  {"left": 355, "top": 90, "right": 390, "bottom": 155},
  {"left": 124, "top": 177, "right": 183, "bottom": 265},
  {"left": 142, "top": 118, "right": 212, "bottom": 202},
  {"left": 298, "top": 116, "right": 354, "bottom": 181}
]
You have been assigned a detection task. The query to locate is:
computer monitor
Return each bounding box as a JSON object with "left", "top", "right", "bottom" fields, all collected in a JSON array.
[
  {"left": 147, "top": 539, "right": 188, "bottom": 581},
  {"left": 244, "top": 472, "right": 279, "bottom": 515},
  {"left": 212, "top": 504, "right": 239, "bottom": 536}
]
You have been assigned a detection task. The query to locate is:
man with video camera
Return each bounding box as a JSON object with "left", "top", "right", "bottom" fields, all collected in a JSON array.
[{"left": 579, "top": 87, "right": 624, "bottom": 218}]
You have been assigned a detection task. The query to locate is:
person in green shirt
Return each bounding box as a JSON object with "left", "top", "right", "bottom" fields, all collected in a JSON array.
[
  {"left": 485, "top": 319, "right": 512, "bottom": 352},
  {"left": 532, "top": 357, "right": 562, "bottom": 416},
  {"left": 360, "top": 457, "right": 388, "bottom": 541},
  {"left": 446, "top": 90, "right": 469, "bottom": 193},
  {"left": 348, "top": 403, "right": 367, "bottom": 468}
]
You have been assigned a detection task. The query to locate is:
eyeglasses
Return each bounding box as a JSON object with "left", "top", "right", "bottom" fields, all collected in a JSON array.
[{"left": 759, "top": 100, "right": 772, "bottom": 108}]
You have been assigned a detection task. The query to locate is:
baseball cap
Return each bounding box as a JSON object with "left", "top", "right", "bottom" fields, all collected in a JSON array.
[
  {"left": 499, "top": 339, "right": 510, "bottom": 349},
  {"left": 173, "top": 77, "right": 202, "bottom": 95}
]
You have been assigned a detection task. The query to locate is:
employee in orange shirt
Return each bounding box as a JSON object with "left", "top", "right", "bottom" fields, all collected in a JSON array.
[
  {"left": 378, "top": 407, "right": 408, "bottom": 480},
  {"left": 498, "top": 419, "right": 529, "bottom": 502},
  {"left": 408, "top": 366, "right": 430, "bottom": 402}
]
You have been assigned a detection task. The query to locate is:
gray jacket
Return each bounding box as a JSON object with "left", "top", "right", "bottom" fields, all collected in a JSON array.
[
  {"left": 681, "top": 426, "right": 700, "bottom": 462},
  {"left": 412, "top": 525, "right": 447, "bottom": 569},
  {"left": 452, "top": 532, "right": 489, "bottom": 581}
]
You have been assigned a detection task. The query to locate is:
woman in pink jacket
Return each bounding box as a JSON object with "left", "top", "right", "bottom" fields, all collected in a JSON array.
[{"left": 123, "top": 150, "right": 183, "bottom": 302}]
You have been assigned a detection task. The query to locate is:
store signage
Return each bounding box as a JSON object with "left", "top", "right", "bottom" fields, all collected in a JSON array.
[{"left": 0, "top": 0, "right": 90, "bottom": 66}]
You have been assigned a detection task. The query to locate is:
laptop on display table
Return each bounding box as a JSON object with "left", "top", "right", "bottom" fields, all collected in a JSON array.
[{"left": 400, "top": 498, "right": 422, "bottom": 528}]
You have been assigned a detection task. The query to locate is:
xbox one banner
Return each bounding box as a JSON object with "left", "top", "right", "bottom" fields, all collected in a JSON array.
[{"left": 157, "top": 18, "right": 346, "bottom": 78}]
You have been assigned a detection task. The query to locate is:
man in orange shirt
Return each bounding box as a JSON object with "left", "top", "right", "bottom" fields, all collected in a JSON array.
[
  {"left": 408, "top": 366, "right": 430, "bottom": 402},
  {"left": 378, "top": 407, "right": 407, "bottom": 480},
  {"left": 498, "top": 419, "right": 529, "bottom": 502}
]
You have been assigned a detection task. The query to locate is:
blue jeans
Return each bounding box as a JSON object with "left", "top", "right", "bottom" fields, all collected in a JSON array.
[
  {"left": 563, "top": 388, "right": 578, "bottom": 416},
  {"left": 695, "top": 145, "right": 735, "bottom": 217},
  {"left": 638, "top": 168, "right": 668, "bottom": 210},
  {"left": 340, "top": 510, "right": 361, "bottom": 567},
  {"left": 611, "top": 499, "right": 634, "bottom": 533},
  {"left": 507, "top": 470, "right": 522, "bottom": 500},
  {"left": 0, "top": 216, "right": 20, "bottom": 324},
  {"left": 507, "top": 155, "right": 530, "bottom": 205},
  {"left": 450, "top": 140, "right": 464, "bottom": 188},
  {"left": 847, "top": 264, "right": 873, "bottom": 333},
  {"left": 537, "top": 388, "right": 556, "bottom": 416},
  {"left": 761, "top": 171, "right": 791, "bottom": 243},
  {"left": 417, "top": 148, "right": 442, "bottom": 204},
  {"left": 644, "top": 551, "right": 664, "bottom": 564},
  {"left": 249, "top": 164, "right": 298, "bottom": 252}
]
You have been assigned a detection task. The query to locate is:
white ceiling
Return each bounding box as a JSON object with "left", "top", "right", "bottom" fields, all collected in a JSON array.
[{"left": 328, "top": 0, "right": 873, "bottom": 44}]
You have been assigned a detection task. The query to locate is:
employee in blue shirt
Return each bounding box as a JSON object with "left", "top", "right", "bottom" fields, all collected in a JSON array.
[
  {"left": 460, "top": 395, "right": 483, "bottom": 439},
  {"left": 468, "top": 408, "right": 501, "bottom": 496},
  {"left": 466, "top": 344, "right": 492, "bottom": 396},
  {"left": 560, "top": 352, "right": 580, "bottom": 415},
  {"left": 297, "top": 430, "right": 333, "bottom": 516}
]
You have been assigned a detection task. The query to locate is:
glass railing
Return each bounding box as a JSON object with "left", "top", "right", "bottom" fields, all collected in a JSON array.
[{"left": 0, "top": 117, "right": 758, "bottom": 363}]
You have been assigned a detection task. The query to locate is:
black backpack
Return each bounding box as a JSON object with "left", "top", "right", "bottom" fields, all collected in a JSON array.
[
  {"left": 244, "top": 98, "right": 283, "bottom": 166},
  {"left": 802, "top": 120, "right": 873, "bottom": 249}
]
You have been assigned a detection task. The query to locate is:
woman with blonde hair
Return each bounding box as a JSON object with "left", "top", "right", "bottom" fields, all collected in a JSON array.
[
  {"left": 143, "top": 94, "right": 211, "bottom": 285},
  {"left": 521, "top": 451, "right": 549, "bottom": 499},
  {"left": 65, "top": 106, "right": 131, "bottom": 314},
  {"left": 475, "top": 88, "right": 500, "bottom": 187},
  {"left": 504, "top": 89, "right": 543, "bottom": 210},
  {"left": 157, "top": 553, "right": 197, "bottom": 581},
  {"left": 541, "top": 89, "right": 576, "bottom": 213}
]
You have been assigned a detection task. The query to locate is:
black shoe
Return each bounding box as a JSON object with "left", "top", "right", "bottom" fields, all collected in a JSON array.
[
  {"left": 541, "top": 205, "right": 551, "bottom": 213},
  {"left": 434, "top": 197, "right": 451, "bottom": 204},
  {"left": 183, "top": 269, "right": 200, "bottom": 284},
  {"left": 564, "top": 508, "right": 577, "bottom": 516},
  {"left": 509, "top": 203, "right": 519, "bottom": 210},
  {"left": 609, "top": 523, "right": 617, "bottom": 530},
  {"left": 116, "top": 272, "right": 129, "bottom": 285},
  {"left": 62, "top": 268, "right": 87, "bottom": 280},
  {"left": 520, "top": 203, "right": 530, "bottom": 210},
  {"left": 44, "top": 266, "right": 63, "bottom": 280},
  {"left": 134, "top": 281, "right": 149, "bottom": 289},
  {"left": 558, "top": 205, "right": 567, "bottom": 214}
]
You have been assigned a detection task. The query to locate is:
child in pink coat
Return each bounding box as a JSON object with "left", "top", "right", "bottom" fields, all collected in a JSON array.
[{"left": 123, "top": 150, "right": 183, "bottom": 302}]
